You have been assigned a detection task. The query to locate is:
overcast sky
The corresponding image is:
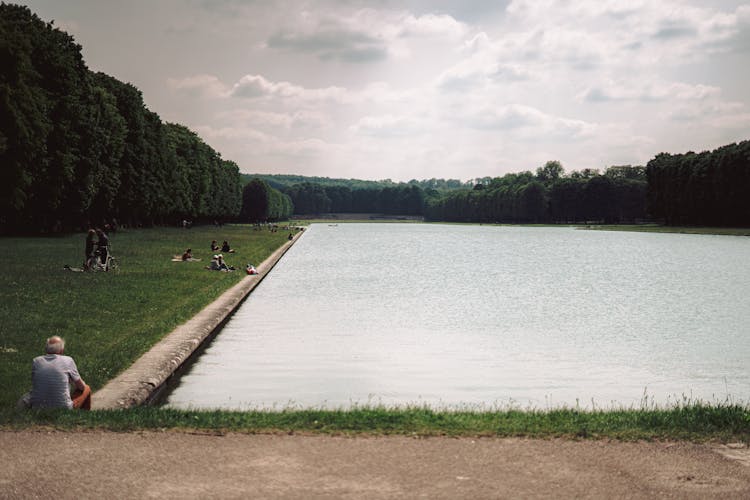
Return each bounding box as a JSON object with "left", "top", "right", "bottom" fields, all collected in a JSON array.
[{"left": 17, "top": 0, "right": 750, "bottom": 181}]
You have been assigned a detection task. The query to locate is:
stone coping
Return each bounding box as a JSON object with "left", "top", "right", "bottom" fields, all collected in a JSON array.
[{"left": 91, "top": 231, "right": 304, "bottom": 410}]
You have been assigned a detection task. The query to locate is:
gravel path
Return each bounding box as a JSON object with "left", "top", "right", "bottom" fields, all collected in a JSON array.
[{"left": 1, "top": 431, "right": 748, "bottom": 499}]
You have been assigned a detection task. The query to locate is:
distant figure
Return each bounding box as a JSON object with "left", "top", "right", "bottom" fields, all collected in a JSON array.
[
  {"left": 217, "top": 254, "right": 230, "bottom": 271},
  {"left": 288, "top": 233, "right": 294, "bottom": 241},
  {"left": 206, "top": 255, "right": 221, "bottom": 271},
  {"left": 211, "top": 240, "right": 220, "bottom": 251},
  {"left": 182, "top": 248, "right": 193, "bottom": 261},
  {"left": 84, "top": 229, "right": 96, "bottom": 270},
  {"left": 246, "top": 263, "right": 258, "bottom": 275},
  {"left": 25, "top": 336, "right": 91, "bottom": 410},
  {"left": 96, "top": 228, "right": 110, "bottom": 265},
  {"left": 221, "top": 240, "right": 235, "bottom": 253}
]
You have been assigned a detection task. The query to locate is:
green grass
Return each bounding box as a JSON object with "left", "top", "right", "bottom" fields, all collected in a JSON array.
[
  {"left": 2, "top": 404, "right": 748, "bottom": 442},
  {"left": 0, "top": 225, "right": 290, "bottom": 409},
  {"left": 578, "top": 224, "right": 750, "bottom": 236}
]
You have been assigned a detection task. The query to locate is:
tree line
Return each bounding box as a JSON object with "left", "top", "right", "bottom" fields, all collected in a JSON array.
[
  {"left": 646, "top": 140, "right": 750, "bottom": 226},
  {"left": 251, "top": 166, "right": 647, "bottom": 224},
  {"left": 255, "top": 143, "right": 749, "bottom": 226},
  {"left": 423, "top": 163, "right": 648, "bottom": 223},
  {"left": 0, "top": 4, "right": 242, "bottom": 233},
  {"left": 240, "top": 178, "right": 293, "bottom": 222}
]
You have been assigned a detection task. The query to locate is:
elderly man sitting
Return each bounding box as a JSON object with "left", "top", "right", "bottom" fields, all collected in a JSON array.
[{"left": 23, "top": 336, "right": 91, "bottom": 410}]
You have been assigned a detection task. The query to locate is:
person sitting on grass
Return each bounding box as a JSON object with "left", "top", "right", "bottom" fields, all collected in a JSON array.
[
  {"left": 206, "top": 255, "right": 221, "bottom": 270},
  {"left": 21, "top": 336, "right": 91, "bottom": 410},
  {"left": 217, "top": 254, "right": 235, "bottom": 271},
  {"left": 211, "top": 240, "right": 220, "bottom": 251},
  {"left": 221, "top": 240, "right": 235, "bottom": 253}
]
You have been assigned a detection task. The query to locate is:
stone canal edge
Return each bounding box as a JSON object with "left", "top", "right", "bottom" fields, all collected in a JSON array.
[{"left": 91, "top": 231, "right": 304, "bottom": 410}]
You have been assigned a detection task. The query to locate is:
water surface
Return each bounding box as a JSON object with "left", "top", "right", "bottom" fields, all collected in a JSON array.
[{"left": 166, "top": 224, "right": 750, "bottom": 410}]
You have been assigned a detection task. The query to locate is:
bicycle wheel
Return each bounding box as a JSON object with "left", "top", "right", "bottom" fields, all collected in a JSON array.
[{"left": 107, "top": 256, "right": 119, "bottom": 272}]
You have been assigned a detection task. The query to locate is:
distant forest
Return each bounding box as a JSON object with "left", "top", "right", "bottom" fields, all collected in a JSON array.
[
  {"left": 2, "top": 4, "right": 748, "bottom": 233},
  {"left": 248, "top": 139, "right": 750, "bottom": 226},
  {"left": 248, "top": 163, "right": 648, "bottom": 223}
]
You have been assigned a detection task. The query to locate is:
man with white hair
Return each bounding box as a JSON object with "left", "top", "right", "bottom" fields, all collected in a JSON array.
[{"left": 28, "top": 336, "right": 91, "bottom": 409}]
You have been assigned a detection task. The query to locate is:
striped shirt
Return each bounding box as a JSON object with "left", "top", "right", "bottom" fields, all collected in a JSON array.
[{"left": 30, "top": 354, "right": 81, "bottom": 409}]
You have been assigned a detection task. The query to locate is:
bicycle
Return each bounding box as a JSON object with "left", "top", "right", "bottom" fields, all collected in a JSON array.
[{"left": 90, "top": 244, "right": 119, "bottom": 272}]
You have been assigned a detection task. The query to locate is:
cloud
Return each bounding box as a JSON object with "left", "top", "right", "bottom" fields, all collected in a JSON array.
[
  {"left": 214, "top": 109, "right": 332, "bottom": 130},
  {"left": 398, "top": 13, "right": 467, "bottom": 38},
  {"left": 500, "top": 0, "right": 750, "bottom": 68},
  {"left": 265, "top": 8, "right": 467, "bottom": 62},
  {"left": 229, "top": 74, "right": 348, "bottom": 103},
  {"left": 267, "top": 30, "right": 388, "bottom": 63},
  {"left": 459, "top": 104, "right": 596, "bottom": 140},
  {"left": 349, "top": 114, "right": 426, "bottom": 138},
  {"left": 195, "top": 123, "right": 340, "bottom": 159},
  {"left": 581, "top": 80, "right": 721, "bottom": 103},
  {"left": 167, "top": 74, "right": 228, "bottom": 98}
]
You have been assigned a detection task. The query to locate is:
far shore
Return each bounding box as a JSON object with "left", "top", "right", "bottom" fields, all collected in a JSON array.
[{"left": 298, "top": 217, "right": 750, "bottom": 236}]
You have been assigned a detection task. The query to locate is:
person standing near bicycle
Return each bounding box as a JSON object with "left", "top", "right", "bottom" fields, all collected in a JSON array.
[
  {"left": 95, "top": 228, "right": 110, "bottom": 266},
  {"left": 84, "top": 229, "right": 96, "bottom": 270}
]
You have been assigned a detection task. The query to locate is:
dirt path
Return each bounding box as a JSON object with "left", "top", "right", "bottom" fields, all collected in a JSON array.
[{"left": 1, "top": 432, "right": 748, "bottom": 499}]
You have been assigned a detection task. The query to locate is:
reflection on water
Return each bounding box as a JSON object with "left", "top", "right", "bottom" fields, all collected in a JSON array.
[{"left": 165, "top": 224, "right": 750, "bottom": 410}]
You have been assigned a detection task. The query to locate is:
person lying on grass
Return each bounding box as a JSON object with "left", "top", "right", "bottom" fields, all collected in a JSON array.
[
  {"left": 171, "top": 248, "right": 201, "bottom": 262},
  {"left": 18, "top": 336, "right": 91, "bottom": 410}
]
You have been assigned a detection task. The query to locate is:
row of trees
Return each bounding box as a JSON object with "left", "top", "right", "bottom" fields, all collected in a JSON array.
[
  {"left": 0, "top": 4, "right": 242, "bottom": 233},
  {"left": 424, "top": 163, "right": 647, "bottom": 223},
  {"left": 282, "top": 182, "right": 425, "bottom": 215},
  {"left": 646, "top": 141, "right": 750, "bottom": 226},
  {"left": 240, "top": 178, "right": 293, "bottom": 222}
]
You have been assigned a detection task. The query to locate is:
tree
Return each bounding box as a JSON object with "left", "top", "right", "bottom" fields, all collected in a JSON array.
[
  {"left": 536, "top": 160, "right": 564, "bottom": 185},
  {"left": 240, "top": 177, "right": 291, "bottom": 222}
]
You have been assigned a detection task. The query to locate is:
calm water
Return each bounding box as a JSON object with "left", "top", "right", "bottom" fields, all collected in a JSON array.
[{"left": 165, "top": 224, "right": 750, "bottom": 410}]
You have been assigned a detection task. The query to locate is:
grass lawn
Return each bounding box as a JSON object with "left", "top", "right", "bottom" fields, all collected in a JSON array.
[{"left": 0, "top": 224, "right": 290, "bottom": 411}]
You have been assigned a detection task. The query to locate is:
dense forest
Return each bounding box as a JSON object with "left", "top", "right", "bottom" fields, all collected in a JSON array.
[
  {"left": 424, "top": 163, "right": 648, "bottom": 223},
  {"left": 646, "top": 141, "right": 750, "bottom": 226},
  {"left": 251, "top": 164, "right": 648, "bottom": 224},
  {"left": 240, "top": 178, "right": 293, "bottom": 222},
  {"left": 0, "top": 4, "right": 242, "bottom": 233}
]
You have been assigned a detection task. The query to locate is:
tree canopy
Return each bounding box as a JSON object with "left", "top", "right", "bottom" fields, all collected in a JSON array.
[{"left": 0, "top": 4, "right": 242, "bottom": 233}]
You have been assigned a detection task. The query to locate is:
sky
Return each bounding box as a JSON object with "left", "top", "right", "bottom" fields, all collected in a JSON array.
[{"left": 16, "top": 0, "right": 750, "bottom": 182}]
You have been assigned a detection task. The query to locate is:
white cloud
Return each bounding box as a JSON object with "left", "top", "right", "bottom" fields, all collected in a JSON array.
[
  {"left": 214, "top": 109, "right": 332, "bottom": 130},
  {"left": 581, "top": 80, "right": 722, "bottom": 103},
  {"left": 265, "top": 8, "right": 468, "bottom": 62},
  {"left": 458, "top": 104, "right": 596, "bottom": 140},
  {"left": 349, "top": 114, "right": 427, "bottom": 138},
  {"left": 229, "top": 74, "right": 349, "bottom": 104},
  {"left": 398, "top": 13, "right": 468, "bottom": 39},
  {"left": 168, "top": 74, "right": 228, "bottom": 98}
]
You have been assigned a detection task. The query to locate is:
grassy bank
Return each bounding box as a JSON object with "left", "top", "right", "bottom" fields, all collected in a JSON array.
[
  {"left": 0, "top": 225, "right": 290, "bottom": 410},
  {"left": 2, "top": 404, "right": 748, "bottom": 442},
  {"left": 578, "top": 224, "right": 750, "bottom": 236}
]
